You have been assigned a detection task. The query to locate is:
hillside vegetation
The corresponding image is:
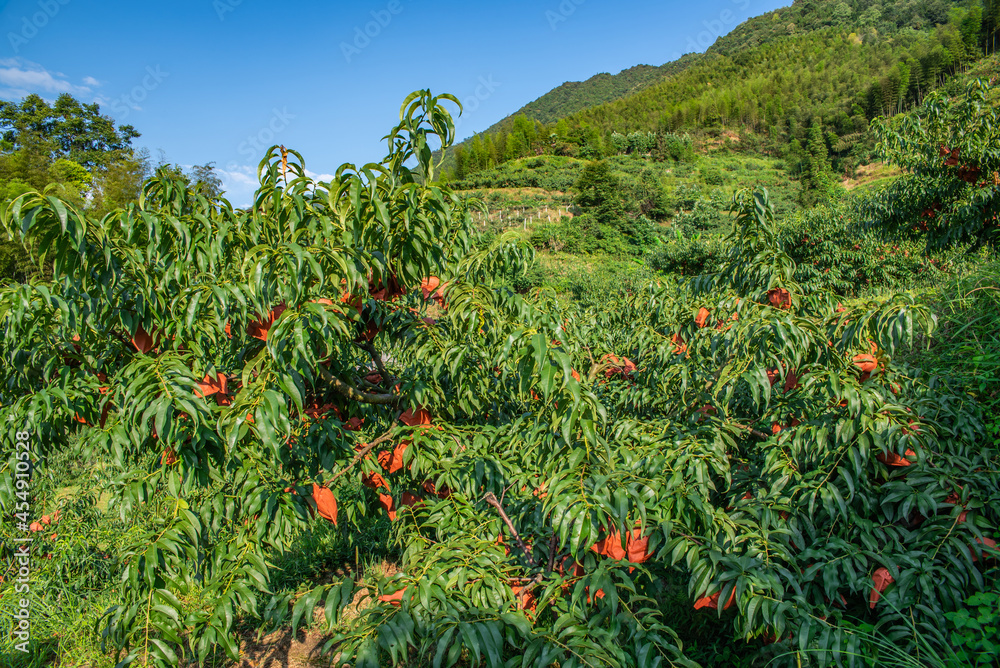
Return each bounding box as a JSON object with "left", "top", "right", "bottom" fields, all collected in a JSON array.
[
  {"left": 448, "top": 0, "right": 995, "bottom": 182},
  {"left": 481, "top": 58, "right": 700, "bottom": 132},
  {"left": 1, "top": 1, "right": 999, "bottom": 667}
]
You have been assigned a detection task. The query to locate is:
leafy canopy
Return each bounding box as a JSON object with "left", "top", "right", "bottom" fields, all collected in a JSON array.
[
  {"left": 868, "top": 78, "right": 1000, "bottom": 253},
  {"left": 1, "top": 90, "right": 997, "bottom": 668}
]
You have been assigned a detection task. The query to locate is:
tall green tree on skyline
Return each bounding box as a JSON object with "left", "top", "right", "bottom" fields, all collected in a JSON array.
[
  {"left": 0, "top": 93, "right": 146, "bottom": 280},
  {"left": 0, "top": 93, "right": 139, "bottom": 169}
]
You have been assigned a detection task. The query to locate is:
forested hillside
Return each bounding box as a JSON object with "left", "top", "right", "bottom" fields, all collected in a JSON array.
[
  {"left": 709, "top": 0, "right": 980, "bottom": 55},
  {"left": 480, "top": 57, "right": 700, "bottom": 132},
  {"left": 447, "top": 0, "right": 996, "bottom": 181}
]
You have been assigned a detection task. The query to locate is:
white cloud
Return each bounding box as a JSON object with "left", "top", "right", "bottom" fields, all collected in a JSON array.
[
  {"left": 216, "top": 165, "right": 340, "bottom": 208},
  {"left": 305, "top": 168, "right": 336, "bottom": 183},
  {"left": 0, "top": 58, "right": 95, "bottom": 99},
  {"left": 216, "top": 165, "right": 259, "bottom": 209}
]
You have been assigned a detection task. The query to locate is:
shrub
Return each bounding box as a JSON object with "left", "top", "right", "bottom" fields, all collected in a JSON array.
[
  {"left": 700, "top": 166, "right": 726, "bottom": 186},
  {"left": 674, "top": 183, "right": 703, "bottom": 210},
  {"left": 647, "top": 232, "right": 729, "bottom": 275},
  {"left": 529, "top": 214, "right": 629, "bottom": 255},
  {"left": 674, "top": 199, "right": 731, "bottom": 234},
  {"left": 452, "top": 157, "right": 583, "bottom": 191},
  {"left": 654, "top": 132, "right": 696, "bottom": 163},
  {"left": 567, "top": 260, "right": 658, "bottom": 306}
]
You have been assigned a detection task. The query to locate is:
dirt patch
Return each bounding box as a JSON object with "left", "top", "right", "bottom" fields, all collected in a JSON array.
[
  {"left": 237, "top": 624, "right": 330, "bottom": 668},
  {"left": 233, "top": 561, "right": 401, "bottom": 668},
  {"left": 842, "top": 162, "right": 901, "bottom": 190},
  {"left": 700, "top": 131, "right": 742, "bottom": 152}
]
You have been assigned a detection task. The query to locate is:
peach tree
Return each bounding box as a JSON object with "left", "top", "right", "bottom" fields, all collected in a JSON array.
[
  {"left": 1, "top": 91, "right": 998, "bottom": 667},
  {"left": 866, "top": 78, "right": 1000, "bottom": 253}
]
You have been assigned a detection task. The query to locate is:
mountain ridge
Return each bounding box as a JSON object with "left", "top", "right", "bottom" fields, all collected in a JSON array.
[
  {"left": 475, "top": 55, "right": 703, "bottom": 138},
  {"left": 455, "top": 0, "right": 981, "bottom": 144},
  {"left": 441, "top": 0, "right": 993, "bottom": 181}
]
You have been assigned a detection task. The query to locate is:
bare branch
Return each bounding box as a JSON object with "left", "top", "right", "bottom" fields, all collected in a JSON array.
[
  {"left": 484, "top": 492, "right": 535, "bottom": 567},
  {"left": 356, "top": 341, "right": 392, "bottom": 386},
  {"left": 324, "top": 427, "right": 398, "bottom": 486},
  {"left": 316, "top": 363, "right": 402, "bottom": 406}
]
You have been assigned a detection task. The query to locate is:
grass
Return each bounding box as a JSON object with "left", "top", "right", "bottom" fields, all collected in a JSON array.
[
  {"left": 905, "top": 259, "right": 1000, "bottom": 445},
  {"left": 0, "top": 439, "right": 401, "bottom": 668},
  {"left": 841, "top": 162, "right": 902, "bottom": 192}
]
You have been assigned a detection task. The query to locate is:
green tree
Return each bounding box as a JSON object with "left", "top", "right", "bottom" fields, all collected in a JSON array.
[
  {"left": 0, "top": 94, "right": 147, "bottom": 278},
  {"left": 505, "top": 131, "right": 526, "bottom": 161},
  {"left": 190, "top": 162, "right": 224, "bottom": 200},
  {"left": 47, "top": 158, "right": 92, "bottom": 207},
  {"left": 832, "top": 2, "right": 852, "bottom": 25},
  {"left": 511, "top": 114, "right": 537, "bottom": 148},
  {"left": 634, "top": 167, "right": 671, "bottom": 220},
  {"left": 90, "top": 149, "right": 152, "bottom": 216},
  {"left": 956, "top": 4, "right": 984, "bottom": 54},
  {"left": 859, "top": 6, "right": 882, "bottom": 31},
  {"left": 867, "top": 78, "right": 999, "bottom": 253},
  {"left": 799, "top": 120, "right": 836, "bottom": 206},
  {"left": 452, "top": 144, "right": 468, "bottom": 180},
  {"left": 574, "top": 160, "right": 625, "bottom": 225},
  {"left": 0, "top": 93, "right": 139, "bottom": 169},
  {"left": 985, "top": 0, "right": 1000, "bottom": 52},
  {"left": 578, "top": 124, "right": 605, "bottom": 159},
  {"left": 0, "top": 130, "right": 56, "bottom": 190}
]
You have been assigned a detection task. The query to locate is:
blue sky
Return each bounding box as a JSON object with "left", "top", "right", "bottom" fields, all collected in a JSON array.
[{"left": 0, "top": 0, "right": 788, "bottom": 205}]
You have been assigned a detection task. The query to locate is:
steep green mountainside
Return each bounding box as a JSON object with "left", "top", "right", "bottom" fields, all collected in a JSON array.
[
  {"left": 560, "top": 24, "right": 962, "bottom": 139},
  {"left": 444, "top": 0, "right": 995, "bottom": 180},
  {"left": 480, "top": 56, "right": 701, "bottom": 134},
  {"left": 708, "top": 0, "right": 961, "bottom": 56},
  {"left": 476, "top": 0, "right": 980, "bottom": 137}
]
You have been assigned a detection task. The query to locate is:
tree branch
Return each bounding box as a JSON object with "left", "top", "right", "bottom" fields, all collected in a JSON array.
[
  {"left": 356, "top": 341, "right": 392, "bottom": 386},
  {"left": 583, "top": 346, "right": 602, "bottom": 383},
  {"left": 316, "top": 363, "right": 402, "bottom": 406},
  {"left": 484, "top": 492, "right": 535, "bottom": 567},
  {"left": 112, "top": 329, "right": 136, "bottom": 352},
  {"left": 354, "top": 375, "right": 385, "bottom": 392},
  {"left": 545, "top": 535, "right": 558, "bottom": 577},
  {"left": 324, "top": 427, "right": 398, "bottom": 486},
  {"left": 731, "top": 422, "right": 772, "bottom": 440}
]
